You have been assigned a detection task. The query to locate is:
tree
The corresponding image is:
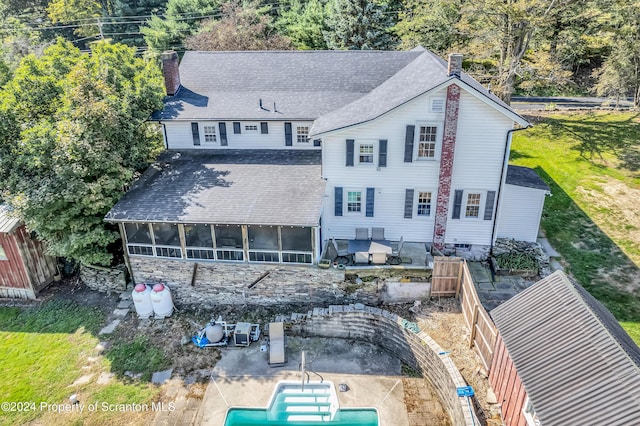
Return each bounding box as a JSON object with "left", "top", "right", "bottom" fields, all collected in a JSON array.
[
  {"left": 394, "top": 0, "right": 464, "bottom": 53},
  {"left": 141, "top": 0, "right": 223, "bottom": 54},
  {"left": 458, "top": 0, "right": 565, "bottom": 103},
  {"left": 0, "top": 39, "right": 165, "bottom": 265},
  {"left": 324, "top": 0, "right": 397, "bottom": 50},
  {"left": 592, "top": 0, "right": 640, "bottom": 106},
  {"left": 276, "top": 0, "right": 328, "bottom": 50},
  {"left": 46, "top": 0, "right": 102, "bottom": 37},
  {"left": 185, "top": 1, "right": 293, "bottom": 51}
]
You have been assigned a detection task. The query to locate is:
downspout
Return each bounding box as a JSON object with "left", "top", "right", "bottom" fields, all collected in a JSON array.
[
  {"left": 490, "top": 125, "right": 532, "bottom": 251},
  {"left": 161, "top": 122, "right": 168, "bottom": 150}
]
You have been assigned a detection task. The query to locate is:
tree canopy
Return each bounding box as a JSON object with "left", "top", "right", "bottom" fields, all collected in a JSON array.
[{"left": 0, "top": 39, "right": 165, "bottom": 265}]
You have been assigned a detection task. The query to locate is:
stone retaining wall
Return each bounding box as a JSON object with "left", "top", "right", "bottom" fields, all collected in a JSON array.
[
  {"left": 287, "top": 304, "right": 477, "bottom": 426},
  {"left": 129, "top": 258, "right": 378, "bottom": 308},
  {"left": 80, "top": 264, "right": 127, "bottom": 293}
]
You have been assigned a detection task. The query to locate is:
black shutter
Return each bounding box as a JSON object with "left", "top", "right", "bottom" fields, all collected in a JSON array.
[
  {"left": 233, "top": 122, "right": 241, "bottom": 134},
  {"left": 313, "top": 139, "right": 321, "bottom": 147},
  {"left": 404, "top": 189, "right": 414, "bottom": 218},
  {"left": 346, "top": 139, "right": 355, "bottom": 166},
  {"left": 219, "top": 122, "right": 228, "bottom": 146},
  {"left": 452, "top": 190, "right": 463, "bottom": 219},
  {"left": 484, "top": 191, "right": 496, "bottom": 220},
  {"left": 378, "top": 139, "right": 387, "bottom": 167},
  {"left": 334, "top": 187, "right": 343, "bottom": 216},
  {"left": 260, "top": 122, "right": 268, "bottom": 134},
  {"left": 366, "top": 188, "right": 375, "bottom": 217},
  {"left": 284, "top": 122, "right": 292, "bottom": 146},
  {"left": 404, "top": 125, "right": 415, "bottom": 162},
  {"left": 191, "top": 122, "right": 200, "bottom": 146}
]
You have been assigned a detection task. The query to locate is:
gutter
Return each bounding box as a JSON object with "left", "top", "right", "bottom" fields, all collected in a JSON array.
[{"left": 490, "top": 124, "right": 532, "bottom": 250}]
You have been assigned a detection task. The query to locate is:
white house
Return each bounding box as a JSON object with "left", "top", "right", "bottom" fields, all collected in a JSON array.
[{"left": 105, "top": 48, "right": 548, "bottom": 274}]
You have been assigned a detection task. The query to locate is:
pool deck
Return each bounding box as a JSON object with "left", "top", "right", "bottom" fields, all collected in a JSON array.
[{"left": 194, "top": 337, "right": 412, "bottom": 426}]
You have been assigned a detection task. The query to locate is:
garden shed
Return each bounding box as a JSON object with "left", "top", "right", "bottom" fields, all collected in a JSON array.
[
  {"left": 0, "top": 205, "right": 58, "bottom": 299},
  {"left": 489, "top": 271, "right": 640, "bottom": 425}
]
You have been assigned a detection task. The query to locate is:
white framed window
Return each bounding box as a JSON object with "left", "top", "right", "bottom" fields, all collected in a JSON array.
[
  {"left": 431, "top": 98, "right": 445, "bottom": 113},
  {"left": 0, "top": 243, "right": 7, "bottom": 260},
  {"left": 296, "top": 126, "right": 309, "bottom": 143},
  {"left": 347, "top": 191, "right": 362, "bottom": 213},
  {"left": 417, "top": 191, "right": 432, "bottom": 216},
  {"left": 358, "top": 143, "right": 374, "bottom": 164},
  {"left": 203, "top": 125, "right": 217, "bottom": 143},
  {"left": 465, "top": 193, "right": 481, "bottom": 218},
  {"left": 244, "top": 124, "right": 259, "bottom": 132},
  {"left": 522, "top": 397, "right": 541, "bottom": 426},
  {"left": 417, "top": 125, "right": 438, "bottom": 159}
]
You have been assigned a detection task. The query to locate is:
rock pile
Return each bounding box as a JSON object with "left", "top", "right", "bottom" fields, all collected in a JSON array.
[
  {"left": 80, "top": 264, "right": 128, "bottom": 293},
  {"left": 492, "top": 238, "right": 551, "bottom": 277}
]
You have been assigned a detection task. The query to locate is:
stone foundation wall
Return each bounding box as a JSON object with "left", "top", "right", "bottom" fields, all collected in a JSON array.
[
  {"left": 129, "top": 257, "right": 379, "bottom": 308},
  {"left": 80, "top": 264, "right": 127, "bottom": 292},
  {"left": 287, "top": 304, "right": 476, "bottom": 426}
]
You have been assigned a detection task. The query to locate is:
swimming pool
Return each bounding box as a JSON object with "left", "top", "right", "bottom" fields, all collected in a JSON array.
[{"left": 223, "top": 381, "right": 379, "bottom": 426}]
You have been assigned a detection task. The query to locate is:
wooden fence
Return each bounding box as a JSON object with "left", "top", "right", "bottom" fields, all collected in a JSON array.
[
  {"left": 431, "top": 256, "right": 463, "bottom": 296},
  {"left": 459, "top": 260, "right": 498, "bottom": 371}
]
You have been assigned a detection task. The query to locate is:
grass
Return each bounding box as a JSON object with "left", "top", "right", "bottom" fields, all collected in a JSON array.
[
  {"left": 511, "top": 111, "right": 640, "bottom": 342},
  {"left": 0, "top": 300, "right": 160, "bottom": 425},
  {"left": 106, "top": 336, "right": 171, "bottom": 382}
]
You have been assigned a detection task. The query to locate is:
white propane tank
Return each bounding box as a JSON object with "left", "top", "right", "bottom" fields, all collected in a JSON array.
[
  {"left": 131, "top": 284, "right": 153, "bottom": 319},
  {"left": 150, "top": 283, "right": 173, "bottom": 318}
]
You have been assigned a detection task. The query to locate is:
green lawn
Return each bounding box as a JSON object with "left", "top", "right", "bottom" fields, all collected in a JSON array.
[
  {"left": 511, "top": 111, "right": 640, "bottom": 342},
  {"left": 0, "top": 300, "right": 160, "bottom": 425}
]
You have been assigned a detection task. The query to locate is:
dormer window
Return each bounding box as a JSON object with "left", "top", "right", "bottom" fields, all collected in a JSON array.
[
  {"left": 203, "top": 125, "right": 217, "bottom": 143},
  {"left": 296, "top": 126, "right": 309, "bottom": 143}
]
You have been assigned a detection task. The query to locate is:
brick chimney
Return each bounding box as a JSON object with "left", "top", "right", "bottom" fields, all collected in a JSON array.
[
  {"left": 161, "top": 50, "right": 180, "bottom": 96},
  {"left": 448, "top": 53, "right": 463, "bottom": 77}
]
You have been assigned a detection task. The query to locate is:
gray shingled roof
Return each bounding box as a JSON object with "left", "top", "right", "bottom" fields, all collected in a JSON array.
[
  {"left": 491, "top": 271, "right": 640, "bottom": 426},
  {"left": 105, "top": 150, "right": 325, "bottom": 226},
  {"left": 505, "top": 165, "right": 550, "bottom": 191},
  {"left": 153, "top": 50, "right": 422, "bottom": 121},
  {"left": 0, "top": 204, "right": 20, "bottom": 234},
  {"left": 152, "top": 49, "right": 528, "bottom": 133},
  {"left": 310, "top": 51, "right": 527, "bottom": 136}
]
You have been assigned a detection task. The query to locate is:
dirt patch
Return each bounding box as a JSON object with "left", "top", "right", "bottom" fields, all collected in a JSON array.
[
  {"left": 410, "top": 298, "right": 496, "bottom": 425},
  {"left": 403, "top": 377, "right": 452, "bottom": 426}
]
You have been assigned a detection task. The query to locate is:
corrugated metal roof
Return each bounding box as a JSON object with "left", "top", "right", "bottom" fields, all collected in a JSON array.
[
  {"left": 105, "top": 150, "right": 325, "bottom": 226},
  {"left": 0, "top": 204, "right": 21, "bottom": 234},
  {"left": 491, "top": 271, "right": 640, "bottom": 425}
]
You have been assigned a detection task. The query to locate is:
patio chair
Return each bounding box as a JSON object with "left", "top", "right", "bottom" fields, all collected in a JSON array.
[
  {"left": 268, "top": 322, "right": 287, "bottom": 366},
  {"left": 355, "top": 228, "right": 369, "bottom": 240},
  {"left": 331, "top": 237, "right": 351, "bottom": 265},
  {"left": 371, "top": 227, "right": 385, "bottom": 240},
  {"left": 387, "top": 236, "right": 404, "bottom": 265}
]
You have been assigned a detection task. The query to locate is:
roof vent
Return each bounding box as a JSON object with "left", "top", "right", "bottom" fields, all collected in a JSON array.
[{"left": 448, "top": 53, "right": 463, "bottom": 78}]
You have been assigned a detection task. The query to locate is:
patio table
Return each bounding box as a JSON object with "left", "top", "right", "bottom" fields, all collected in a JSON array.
[{"left": 348, "top": 240, "right": 392, "bottom": 264}]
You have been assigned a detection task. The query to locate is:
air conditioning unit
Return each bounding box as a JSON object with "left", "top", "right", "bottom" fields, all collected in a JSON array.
[{"left": 234, "top": 322, "right": 252, "bottom": 346}]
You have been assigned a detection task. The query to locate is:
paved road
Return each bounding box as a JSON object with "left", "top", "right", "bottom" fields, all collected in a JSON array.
[{"left": 511, "top": 96, "right": 634, "bottom": 110}]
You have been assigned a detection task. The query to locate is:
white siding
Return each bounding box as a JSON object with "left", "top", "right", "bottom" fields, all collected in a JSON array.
[
  {"left": 496, "top": 184, "right": 546, "bottom": 242},
  {"left": 163, "top": 120, "right": 318, "bottom": 150},
  {"left": 322, "top": 88, "right": 516, "bottom": 246},
  {"left": 445, "top": 92, "right": 514, "bottom": 245}
]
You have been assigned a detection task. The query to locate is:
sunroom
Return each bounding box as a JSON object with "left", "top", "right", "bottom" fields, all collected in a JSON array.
[
  {"left": 105, "top": 150, "right": 325, "bottom": 265},
  {"left": 122, "top": 222, "right": 317, "bottom": 264}
]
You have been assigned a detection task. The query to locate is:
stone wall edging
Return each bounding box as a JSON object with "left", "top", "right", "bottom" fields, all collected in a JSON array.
[{"left": 287, "top": 304, "right": 477, "bottom": 426}]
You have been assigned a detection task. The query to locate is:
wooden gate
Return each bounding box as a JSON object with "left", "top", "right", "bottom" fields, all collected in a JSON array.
[{"left": 431, "top": 256, "right": 463, "bottom": 296}]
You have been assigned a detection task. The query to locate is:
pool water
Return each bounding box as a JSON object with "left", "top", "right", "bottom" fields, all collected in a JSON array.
[
  {"left": 224, "top": 407, "right": 379, "bottom": 426},
  {"left": 223, "top": 381, "right": 379, "bottom": 426}
]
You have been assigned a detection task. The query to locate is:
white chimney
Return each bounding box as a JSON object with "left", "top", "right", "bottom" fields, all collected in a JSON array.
[{"left": 448, "top": 53, "right": 463, "bottom": 78}]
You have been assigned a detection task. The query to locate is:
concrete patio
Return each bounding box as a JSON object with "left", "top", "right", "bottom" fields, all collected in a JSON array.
[
  {"left": 325, "top": 240, "right": 433, "bottom": 271},
  {"left": 193, "top": 336, "right": 449, "bottom": 426}
]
